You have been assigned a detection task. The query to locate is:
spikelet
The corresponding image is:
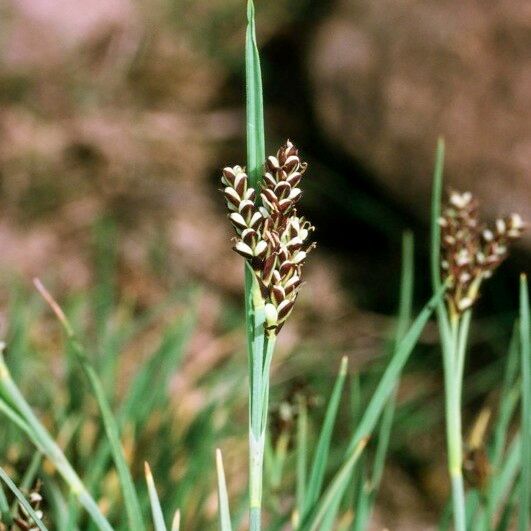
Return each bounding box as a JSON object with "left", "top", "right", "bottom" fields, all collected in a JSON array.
[
  {"left": 439, "top": 190, "right": 524, "bottom": 315},
  {"left": 13, "top": 480, "right": 44, "bottom": 531},
  {"left": 221, "top": 141, "right": 315, "bottom": 334}
]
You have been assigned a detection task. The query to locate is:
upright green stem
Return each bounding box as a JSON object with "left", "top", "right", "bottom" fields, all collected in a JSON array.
[
  {"left": 245, "top": 1, "right": 267, "bottom": 527},
  {"left": 442, "top": 316, "right": 467, "bottom": 531},
  {"left": 430, "top": 140, "right": 466, "bottom": 531},
  {"left": 248, "top": 280, "right": 277, "bottom": 531}
]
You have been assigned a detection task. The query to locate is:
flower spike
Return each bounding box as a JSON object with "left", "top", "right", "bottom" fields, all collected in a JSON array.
[
  {"left": 221, "top": 141, "right": 315, "bottom": 334},
  {"left": 440, "top": 189, "right": 524, "bottom": 316}
]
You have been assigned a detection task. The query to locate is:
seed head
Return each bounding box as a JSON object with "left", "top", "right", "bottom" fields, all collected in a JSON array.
[
  {"left": 440, "top": 189, "right": 524, "bottom": 316},
  {"left": 14, "top": 480, "right": 44, "bottom": 530},
  {"left": 221, "top": 141, "right": 315, "bottom": 335}
]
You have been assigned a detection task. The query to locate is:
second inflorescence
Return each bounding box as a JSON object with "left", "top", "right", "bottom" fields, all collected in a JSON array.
[
  {"left": 439, "top": 190, "right": 524, "bottom": 315},
  {"left": 221, "top": 141, "right": 315, "bottom": 335}
]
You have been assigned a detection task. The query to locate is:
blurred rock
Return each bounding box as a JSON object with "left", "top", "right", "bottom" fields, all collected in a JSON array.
[
  {"left": 4, "top": 0, "right": 139, "bottom": 70},
  {"left": 309, "top": 0, "right": 531, "bottom": 245}
]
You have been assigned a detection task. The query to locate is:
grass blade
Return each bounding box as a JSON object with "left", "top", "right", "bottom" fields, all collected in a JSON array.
[
  {"left": 346, "top": 284, "right": 445, "bottom": 455},
  {"left": 301, "top": 285, "right": 444, "bottom": 529},
  {"left": 245, "top": 0, "right": 265, "bottom": 190},
  {"left": 357, "top": 231, "right": 415, "bottom": 531},
  {"left": 171, "top": 509, "right": 181, "bottom": 531},
  {"left": 295, "top": 395, "right": 308, "bottom": 526},
  {"left": 0, "top": 395, "right": 36, "bottom": 441},
  {"left": 519, "top": 274, "right": 530, "bottom": 531},
  {"left": 34, "top": 279, "right": 145, "bottom": 531},
  {"left": 85, "top": 309, "right": 195, "bottom": 491},
  {"left": 120, "top": 310, "right": 195, "bottom": 425},
  {"left": 489, "top": 434, "right": 521, "bottom": 523},
  {"left": 430, "top": 138, "right": 445, "bottom": 294},
  {"left": 491, "top": 326, "right": 520, "bottom": 469},
  {"left": 0, "top": 349, "right": 112, "bottom": 530},
  {"left": 145, "top": 462, "right": 168, "bottom": 531},
  {"left": 0, "top": 467, "right": 48, "bottom": 531},
  {"left": 216, "top": 449, "right": 233, "bottom": 531},
  {"left": 304, "top": 356, "right": 348, "bottom": 513},
  {"left": 303, "top": 438, "right": 368, "bottom": 531},
  {"left": 11, "top": 452, "right": 42, "bottom": 514},
  {"left": 430, "top": 138, "right": 452, "bottom": 348},
  {"left": 0, "top": 478, "right": 10, "bottom": 525}
]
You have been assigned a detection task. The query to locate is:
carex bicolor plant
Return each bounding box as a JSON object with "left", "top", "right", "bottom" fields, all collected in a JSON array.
[
  {"left": 431, "top": 141, "right": 525, "bottom": 531},
  {"left": 221, "top": 141, "right": 315, "bottom": 529}
]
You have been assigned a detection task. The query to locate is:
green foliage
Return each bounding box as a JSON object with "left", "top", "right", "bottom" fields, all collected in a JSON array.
[{"left": 0, "top": 4, "right": 527, "bottom": 531}]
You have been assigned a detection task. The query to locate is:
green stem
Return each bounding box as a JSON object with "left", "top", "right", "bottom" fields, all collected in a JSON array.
[
  {"left": 444, "top": 317, "right": 467, "bottom": 531},
  {"left": 245, "top": 0, "right": 266, "bottom": 524},
  {"left": 0, "top": 355, "right": 113, "bottom": 531},
  {"left": 248, "top": 279, "right": 277, "bottom": 531},
  {"left": 455, "top": 310, "right": 472, "bottom": 407}
]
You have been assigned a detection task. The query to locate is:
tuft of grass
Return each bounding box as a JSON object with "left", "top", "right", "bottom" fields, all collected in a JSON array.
[{"left": 0, "top": 4, "right": 527, "bottom": 531}]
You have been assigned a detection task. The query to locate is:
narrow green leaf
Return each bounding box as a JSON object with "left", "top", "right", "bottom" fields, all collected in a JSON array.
[
  {"left": 0, "top": 477, "right": 10, "bottom": 525},
  {"left": 353, "top": 232, "right": 415, "bottom": 531},
  {"left": 303, "top": 286, "right": 444, "bottom": 529},
  {"left": 216, "top": 449, "right": 233, "bottom": 531},
  {"left": 430, "top": 139, "right": 452, "bottom": 351},
  {"left": 465, "top": 489, "right": 482, "bottom": 529},
  {"left": 171, "top": 509, "right": 181, "bottom": 531},
  {"left": 0, "top": 395, "right": 36, "bottom": 442},
  {"left": 41, "top": 476, "right": 70, "bottom": 531},
  {"left": 0, "top": 348, "right": 112, "bottom": 531},
  {"left": 121, "top": 311, "right": 195, "bottom": 424},
  {"left": 304, "top": 356, "right": 348, "bottom": 513},
  {"left": 491, "top": 326, "right": 520, "bottom": 470},
  {"left": 496, "top": 487, "right": 519, "bottom": 531},
  {"left": 86, "top": 309, "right": 195, "bottom": 490},
  {"left": 244, "top": 0, "right": 266, "bottom": 386},
  {"left": 0, "top": 467, "right": 48, "bottom": 531},
  {"left": 371, "top": 231, "right": 414, "bottom": 487},
  {"left": 244, "top": 4, "right": 267, "bottom": 521},
  {"left": 245, "top": 0, "right": 265, "bottom": 189},
  {"left": 295, "top": 395, "right": 308, "bottom": 525},
  {"left": 519, "top": 274, "right": 530, "bottom": 531},
  {"left": 145, "top": 462, "right": 168, "bottom": 531},
  {"left": 303, "top": 438, "right": 368, "bottom": 531},
  {"left": 395, "top": 231, "right": 415, "bottom": 341},
  {"left": 430, "top": 138, "right": 445, "bottom": 295},
  {"left": 346, "top": 285, "right": 444, "bottom": 455},
  {"left": 34, "top": 279, "right": 145, "bottom": 531},
  {"left": 71, "top": 349, "right": 144, "bottom": 531},
  {"left": 489, "top": 434, "right": 521, "bottom": 523},
  {"left": 11, "top": 452, "right": 42, "bottom": 514},
  {"left": 318, "top": 490, "right": 344, "bottom": 531}
]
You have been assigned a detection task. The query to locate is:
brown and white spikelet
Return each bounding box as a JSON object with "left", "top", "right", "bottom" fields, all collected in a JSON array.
[
  {"left": 222, "top": 141, "right": 315, "bottom": 334},
  {"left": 439, "top": 190, "right": 524, "bottom": 315},
  {"left": 13, "top": 480, "right": 44, "bottom": 531}
]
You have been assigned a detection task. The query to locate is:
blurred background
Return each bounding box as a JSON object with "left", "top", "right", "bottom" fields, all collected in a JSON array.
[{"left": 0, "top": 0, "right": 529, "bottom": 528}]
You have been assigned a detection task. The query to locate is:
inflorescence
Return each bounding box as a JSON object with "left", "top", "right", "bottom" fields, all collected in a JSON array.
[
  {"left": 221, "top": 141, "right": 315, "bottom": 335},
  {"left": 439, "top": 190, "right": 524, "bottom": 315}
]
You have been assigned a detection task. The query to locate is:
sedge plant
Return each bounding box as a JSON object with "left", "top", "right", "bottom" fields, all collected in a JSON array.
[
  {"left": 430, "top": 139, "right": 526, "bottom": 531},
  {"left": 0, "top": 2, "right": 528, "bottom": 531},
  {"left": 217, "top": 2, "right": 445, "bottom": 529}
]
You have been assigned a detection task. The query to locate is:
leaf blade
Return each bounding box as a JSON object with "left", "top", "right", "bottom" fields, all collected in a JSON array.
[
  {"left": 145, "top": 462, "right": 168, "bottom": 531},
  {"left": 216, "top": 449, "right": 233, "bottom": 531},
  {"left": 304, "top": 356, "right": 348, "bottom": 513},
  {"left": 0, "top": 467, "right": 48, "bottom": 531}
]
